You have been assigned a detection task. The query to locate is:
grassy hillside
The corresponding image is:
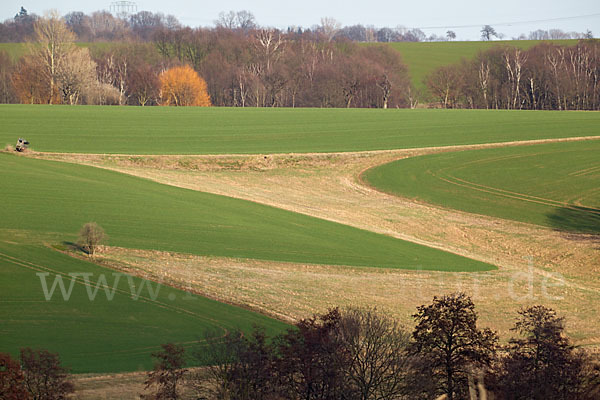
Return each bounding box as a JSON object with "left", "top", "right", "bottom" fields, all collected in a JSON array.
[
  {"left": 387, "top": 40, "right": 577, "bottom": 94},
  {"left": 0, "top": 141, "right": 497, "bottom": 372},
  {"left": 0, "top": 153, "right": 493, "bottom": 271},
  {"left": 363, "top": 140, "right": 600, "bottom": 233},
  {"left": 1, "top": 106, "right": 598, "bottom": 154},
  {"left": 0, "top": 237, "right": 288, "bottom": 373},
  {"left": 0, "top": 42, "right": 26, "bottom": 60},
  {"left": 0, "top": 42, "right": 141, "bottom": 61}
]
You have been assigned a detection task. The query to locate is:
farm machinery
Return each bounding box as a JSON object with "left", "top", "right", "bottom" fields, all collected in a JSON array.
[{"left": 15, "top": 138, "right": 29, "bottom": 152}]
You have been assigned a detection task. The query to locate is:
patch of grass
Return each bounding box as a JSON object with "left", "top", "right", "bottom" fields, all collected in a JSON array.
[
  {"left": 1, "top": 106, "right": 599, "bottom": 155},
  {"left": 386, "top": 40, "right": 577, "bottom": 95},
  {"left": 0, "top": 42, "right": 28, "bottom": 61},
  {"left": 0, "top": 237, "right": 288, "bottom": 373},
  {"left": 546, "top": 206, "right": 600, "bottom": 234},
  {"left": 0, "top": 153, "right": 493, "bottom": 271},
  {"left": 363, "top": 140, "right": 600, "bottom": 233}
]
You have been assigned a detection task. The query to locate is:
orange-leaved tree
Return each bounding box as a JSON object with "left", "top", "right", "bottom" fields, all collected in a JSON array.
[{"left": 159, "top": 65, "right": 211, "bottom": 106}]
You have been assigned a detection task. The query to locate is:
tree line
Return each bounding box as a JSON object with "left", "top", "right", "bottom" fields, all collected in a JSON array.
[
  {"left": 0, "top": 12, "right": 411, "bottom": 108},
  {"left": 1, "top": 15, "right": 211, "bottom": 107},
  {"left": 0, "top": 8, "right": 454, "bottom": 44},
  {"left": 174, "top": 295, "right": 600, "bottom": 400},
  {"left": 1, "top": 8, "right": 594, "bottom": 44},
  {"left": 4, "top": 293, "right": 598, "bottom": 399},
  {"left": 0, "top": 10, "right": 598, "bottom": 109},
  {"left": 426, "top": 40, "right": 600, "bottom": 110}
]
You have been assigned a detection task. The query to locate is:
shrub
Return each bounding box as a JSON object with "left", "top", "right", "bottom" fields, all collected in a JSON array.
[{"left": 78, "top": 222, "right": 106, "bottom": 256}]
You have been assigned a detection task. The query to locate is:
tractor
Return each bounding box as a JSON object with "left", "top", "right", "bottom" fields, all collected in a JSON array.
[{"left": 15, "top": 138, "right": 29, "bottom": 152}]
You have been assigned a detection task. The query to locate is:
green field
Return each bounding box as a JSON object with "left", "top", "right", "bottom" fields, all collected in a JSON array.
[
  {"left": 1, "top": 106, "right": 598, "bottom": 154},
  {"left": 0, "top": 42, "right": 27, "bottom": 60},
  {"left": 1, "top": 104, "right": 598, "bottom": 375},
  {"left": 0, "top": 238, "right": 288, "bottom": 373},
  {"left": 0, "top": 153, "right": 493, "bottom": 271},
  {"left": 363, "top": 140, "right": 600, "bottom": 233},
  {"left": 0, "top": 42, "right": 147, "bottom": 62},
  {"left": 0, "top": 139, "right": 497, "bottom": 372},
  {"left": 387, "top": 40, "right": 576, "bottom": 94}
]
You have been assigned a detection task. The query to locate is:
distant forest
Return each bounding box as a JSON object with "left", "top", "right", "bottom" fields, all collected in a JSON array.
[
  {"left": 1, "top": 8, "right": 594, "bottom": 44},
  {"left": 0, "top": 8, "right": 598, "bottom": 110}
]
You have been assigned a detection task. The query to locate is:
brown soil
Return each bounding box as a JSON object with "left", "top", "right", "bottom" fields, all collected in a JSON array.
[
  {"left": 72, "top": 368, "right": 205, "bottom": 399},
  {"left": 88, "top": 245, "right": 600, "bottom": 347}
]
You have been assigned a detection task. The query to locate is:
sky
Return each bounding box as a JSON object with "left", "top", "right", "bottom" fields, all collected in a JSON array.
[{"left": 2, "top": 0, "right": 599, "bottom": 40}]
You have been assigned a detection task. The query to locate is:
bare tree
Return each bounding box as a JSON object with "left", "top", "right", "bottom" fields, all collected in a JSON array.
[
  {"left": 142, "top": 343, "right": 187, "bottom": 400},
  {"left": 235, "top": 10, "right": 257, "bottom": 32},
  {"left": 446, "top": 30, "right": 457, "bottom": 40},
  {"left": 190, "top": 330, "right": 245, "bottom": 399},
  {"left": 64, "top": 11, "right": 91, "bottom": 41},
  {"left": 255, "top": 29, "right": 285, "bottom": 74},
  {"left": 29, "top": 10, "right": 76, "bottom": 104},
  {"left": 407, "top": 86, "right": 420, "bottom": 109},
  {"left": 56, "top": 47, "right": 98, "bottom": 105},
  {"left": 427, "top": 64, "right": 463, "bottom": 108},
  {"left": 165, "top": 15, "right": 181, "bottom": 31},
  {"left": 193, "top": 327, "right": 276, "bottom": 400},
  {"left": 490, "top": 305, "right": 600, "bottom": 399},
  {"left": 478, "top": 60, "right": 491, "bottom": 109},
  {"left": 11, "top": 54, "right": 50, "bottom": 104},
  {"left": 480, "top": 25, "right": 497, "bottom": 41},
  {"left": 503, "top": 48, "right": 527, "bottom": 109},
  {"left": 546, "top": 47, "right": 565, "bottom": 110},
  {"left": 319, "top": 17, "right": 341, "bottom": 42},
  {"left": 411, "top": 293, "right": 498, "bottom": 400},
  {"left": 337, "top": 307, "right": 414, "bottom": 400},
  {"left": 0, "top": 51, "right": 16, "bottom": 103},
  {"left": 252, "top": 29, "right": 286, "bottom": 106},
  {"left": 529, "top": 29, "right": 550, "bottom": 40},
  {"left": 277, "top": 308, "right": 349, "bottom": 399},
  {"left": 215, "top": 10, "right": 257, "bottom": 32},
  {"left": 377, "top": 27, "right": 398, "bottom": 42},
  {"left": 215, "top": 11, "right": 237, "bottom": 30},
  {"left": 0, "top": 353, "right": 28, "bottom": 400},
  {"left": 20, "top": 348, "right": 74, "bottom": 400},
  {"left": 376, "top": 73, "right": 392, "bottom": 109},
  {"left": 403, "top": 28, "right": 426, "bottom": 42},
  {"left": 86, "top": 11, "right": 128, "bottom": 40},
  {"left": 96, "top": 53, "right": 129, "bottom": 105},
  {"left": 78, "top": 222, "right": 106, "bottom": 256},
  {"left": 340, "top": 59, "right": 361, "bottom": 108},
  {"left": 128, "top": 62, "right": 159, "bottom": 106}
]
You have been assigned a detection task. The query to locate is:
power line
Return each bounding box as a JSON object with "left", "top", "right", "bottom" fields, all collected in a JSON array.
[{"left": 416, "top": 12, "right": 600, "bottom": 30}]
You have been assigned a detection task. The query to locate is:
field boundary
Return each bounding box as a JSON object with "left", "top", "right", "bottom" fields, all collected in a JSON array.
[{"left": 21, "top": 135, "right": 600, "bottom": 161}]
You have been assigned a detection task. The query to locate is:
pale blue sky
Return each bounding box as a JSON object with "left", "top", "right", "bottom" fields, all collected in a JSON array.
[{"left": 2, "top": 0, "right": 599, "bottom": 40}]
